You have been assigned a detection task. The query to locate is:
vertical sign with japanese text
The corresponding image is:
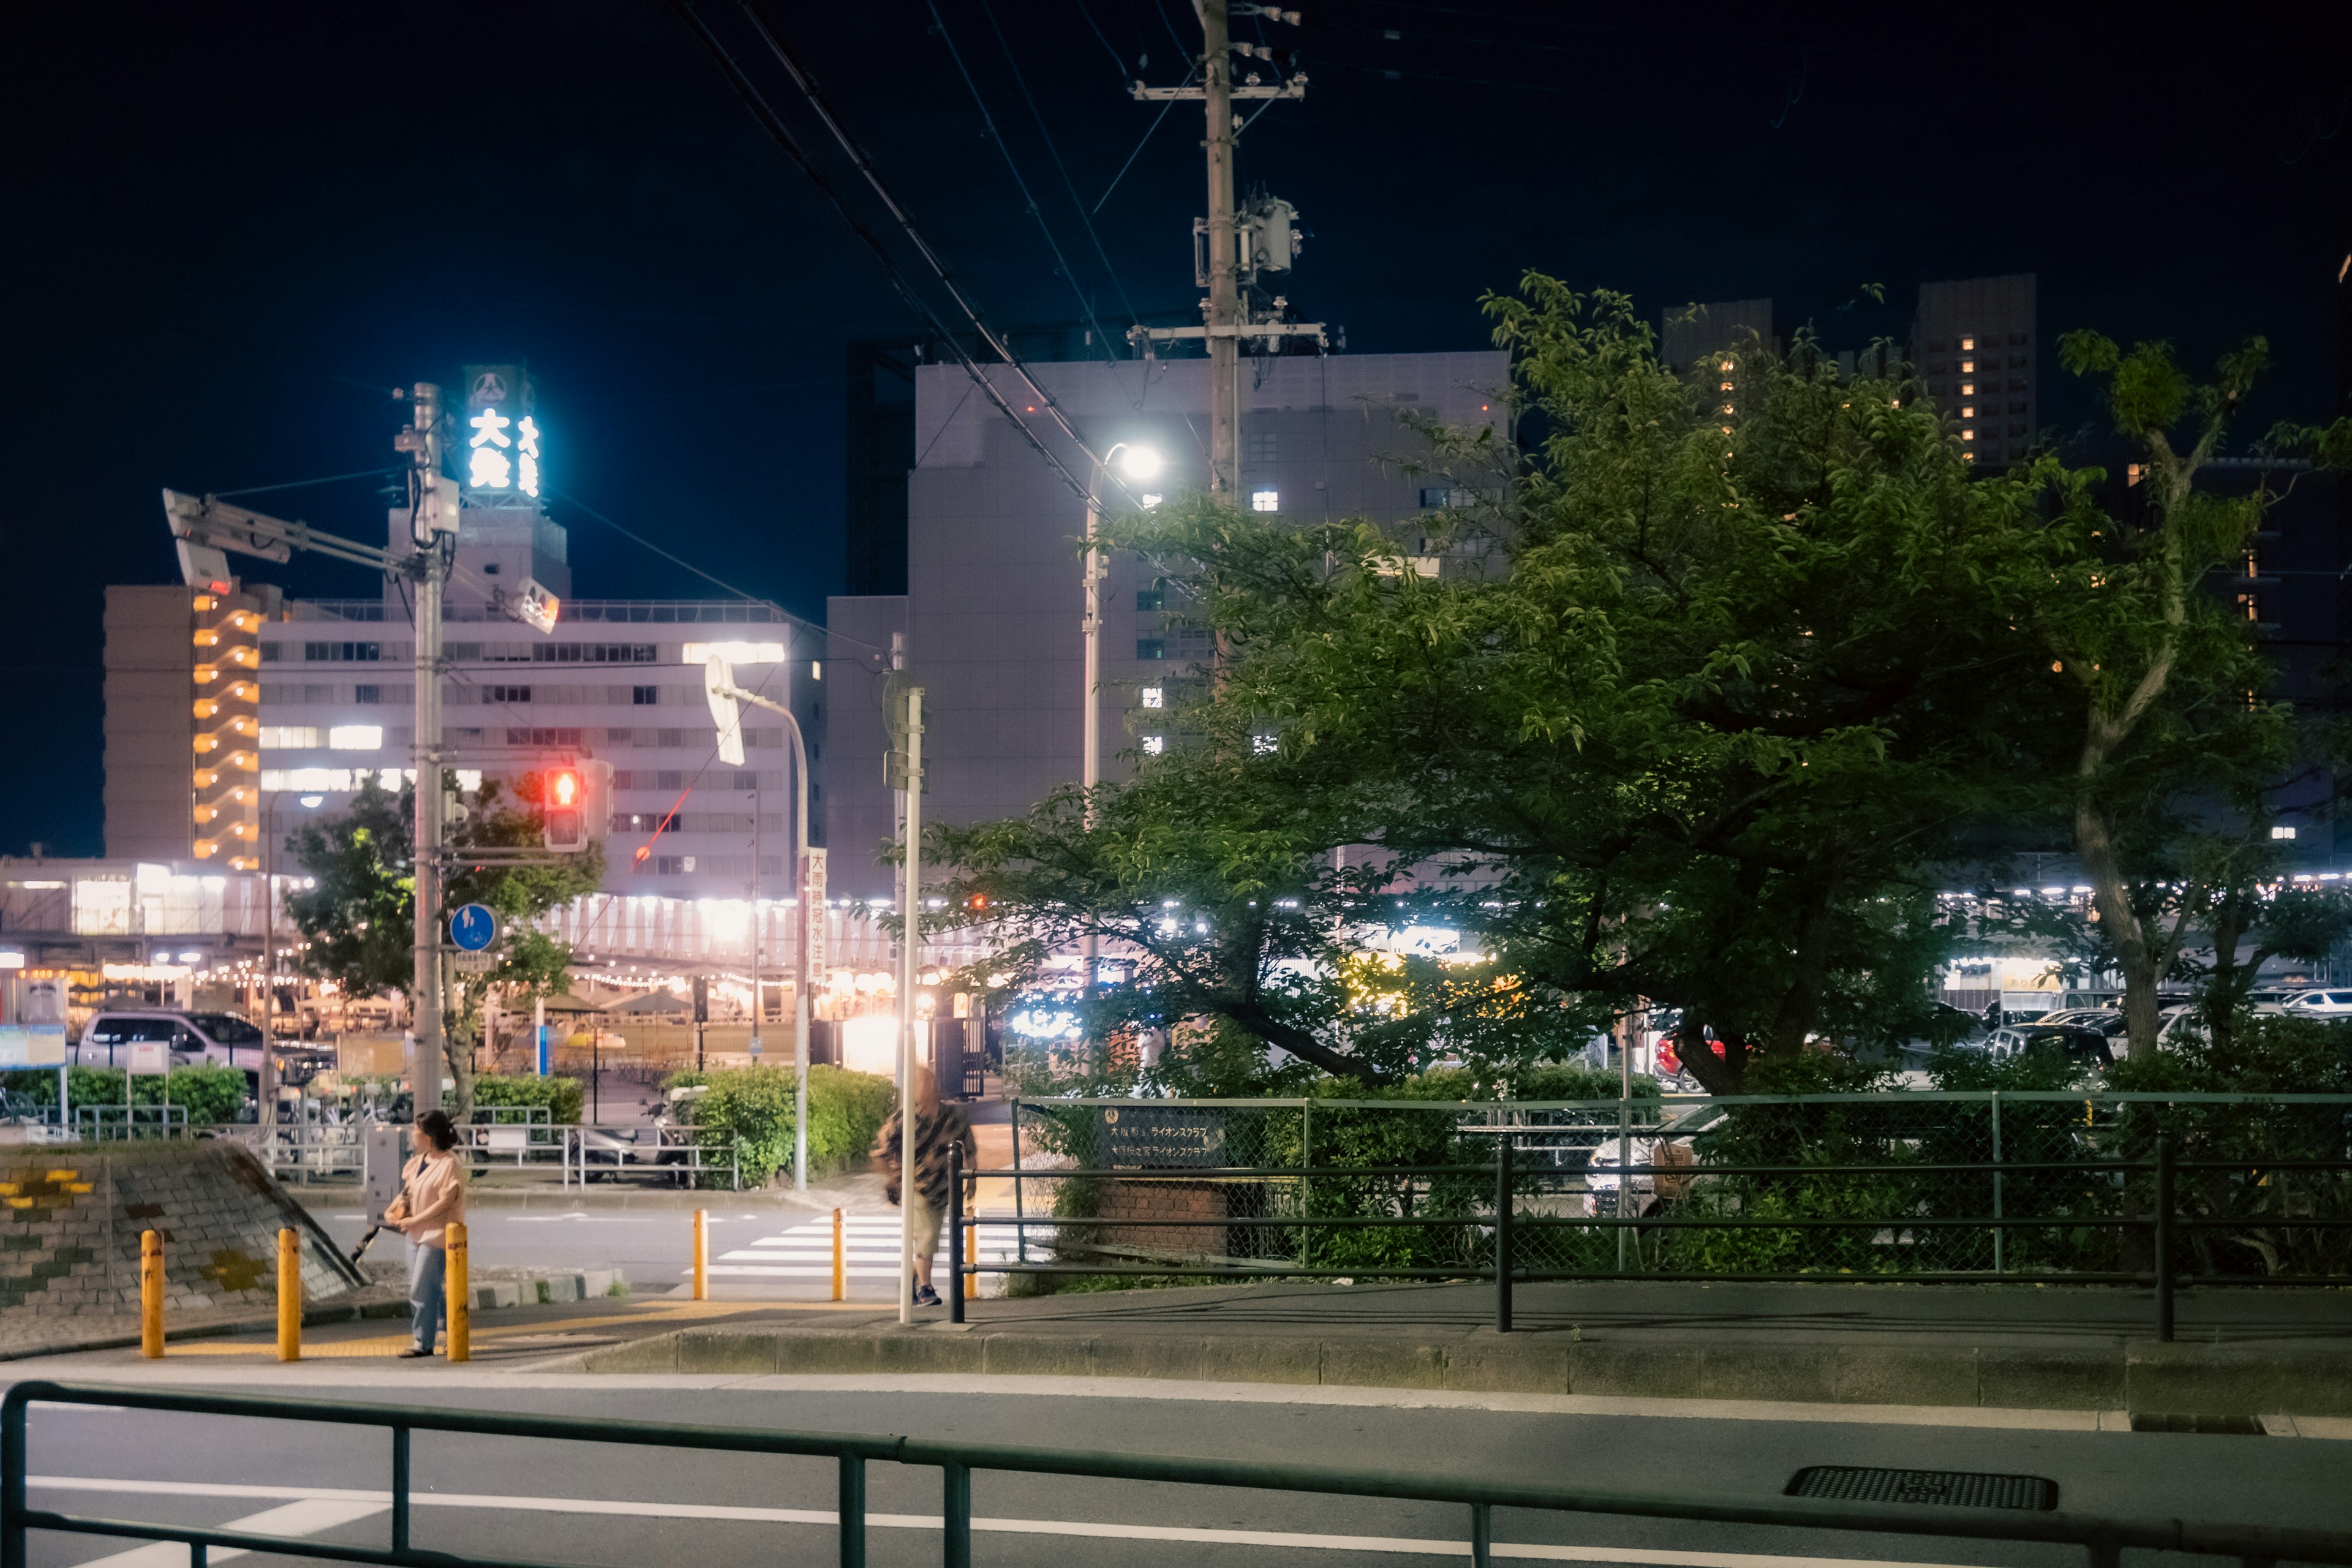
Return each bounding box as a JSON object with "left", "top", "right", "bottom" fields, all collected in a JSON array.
[{"left": 462, "top": 364, "right": 541, "bottom": 500}]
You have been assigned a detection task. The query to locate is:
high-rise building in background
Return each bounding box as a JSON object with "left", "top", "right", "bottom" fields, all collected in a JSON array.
[
  {"left": 1912, "top": 274, "right": 2038, "bottom": 468},
  {"left": 104, "top": 510, "right": 823, "bottom": 902}
]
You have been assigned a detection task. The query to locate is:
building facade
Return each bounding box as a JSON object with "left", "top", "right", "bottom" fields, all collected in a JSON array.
[
  {"left": 1912, "top": 273, "right": 2038, "bottom": 469},
  {"left": 103, "top": 509, "right": 824, "bottom": 905},
  {"left": 821, "top": 349, "right": 1510, "bottom": 900}
]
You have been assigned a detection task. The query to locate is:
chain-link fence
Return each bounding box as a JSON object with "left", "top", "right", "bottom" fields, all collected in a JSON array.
[{"left": 998, "top": 1093, "right": 2352, "bottom": 1288}]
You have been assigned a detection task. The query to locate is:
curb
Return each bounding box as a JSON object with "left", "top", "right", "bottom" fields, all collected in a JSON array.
[
  {"left": 0, "top": 1272, "right": 633, "bottom": 1364},
  {"left": 573, "top": 1324, "right": 2352, "bottom": 1419}
]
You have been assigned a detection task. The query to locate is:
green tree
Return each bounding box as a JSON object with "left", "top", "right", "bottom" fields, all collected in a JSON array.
[
  {"left": 2046, "top": 333, "right": 2352, "bottom": 1055},
  {"left": 284, "top": 773, "right": 602, "bottom": 1110},
  {"left": 938, "top": 276, "right": 2084, "bottom": 1092}
]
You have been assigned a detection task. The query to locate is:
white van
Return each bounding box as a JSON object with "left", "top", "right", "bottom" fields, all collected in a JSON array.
[{"left": 76, "top": 1011, "right": 333, "bottom": 1085}]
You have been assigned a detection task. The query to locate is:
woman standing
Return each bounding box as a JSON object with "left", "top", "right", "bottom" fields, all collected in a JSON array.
[
  {"left": 384, "top": 1109, "right": 467, "bottom": 1358},
  {"left": 872, "top": 1067, "right": 976, "bottom": 1308}
]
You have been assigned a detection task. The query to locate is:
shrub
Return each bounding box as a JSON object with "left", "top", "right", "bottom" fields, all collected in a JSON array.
[
  {"left": 2, "top": 1066, "right": 250, "bottom": 1128},
  {"left": 662, "top": 1065, "right": 895, "bottom": 1186},
  {"left": 470, "top": 1074, "right": 584, "bottom": 1126}
]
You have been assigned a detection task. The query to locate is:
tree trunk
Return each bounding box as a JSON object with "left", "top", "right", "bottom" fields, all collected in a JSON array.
[{"left": 2075, "top": 785, "right": 2163, "bottom": 1057}]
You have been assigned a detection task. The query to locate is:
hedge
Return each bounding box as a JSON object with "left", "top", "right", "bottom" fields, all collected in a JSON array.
[
  {"left": 470, "top": 1074, "right": 584, "bottom": 1126},
  {"left": 663, "top": 1065, "right": 895, "bottom": 1187},
  {"left": 1, "top": 1066, "right": 251, "bottom": 1128}
]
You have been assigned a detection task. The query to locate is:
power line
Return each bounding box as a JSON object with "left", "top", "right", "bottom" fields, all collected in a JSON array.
[
  {"left": 666, "top": 1, "right": 1105, "bottom": 511},
  {"left": 546, "top": 487, "right": 892, "bottom": 662},
  {"left": 975, "top": 0, "right": 1144, "bottom": 326},
  {"left": 217, "top": 467, "right": 407, "bottom": 500},
  {"left": 1069, "top": 0, "right": 1131, "bottom": 75},
  {"left": 924, "top": 0, "right": 1131, "bottom": 382},
  {"left": 722, "top": 0, "right": 1135, "bottom": 508},
  {"left": 1094, "top": 64, "right": 1195, "bottom": 214}
]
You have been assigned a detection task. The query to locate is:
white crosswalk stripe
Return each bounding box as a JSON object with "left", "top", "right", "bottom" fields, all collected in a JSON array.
[{"left": 697, "top": 1213, "right": 1044, "bottom": 1281}]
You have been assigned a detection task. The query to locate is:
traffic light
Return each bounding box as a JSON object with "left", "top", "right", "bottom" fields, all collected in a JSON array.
[
  {"left": 692, "top": 975, "right": 709, "bottom": 1023},
  {"left": 538, "top": 760, "right": 612, "bottom": 852}
]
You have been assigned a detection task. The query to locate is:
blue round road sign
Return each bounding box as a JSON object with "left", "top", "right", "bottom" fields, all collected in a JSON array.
[{"left": 449, "top": 903, "right": 499, "bottom": 952}]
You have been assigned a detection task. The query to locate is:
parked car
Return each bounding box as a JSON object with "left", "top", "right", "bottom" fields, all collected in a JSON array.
[
  {"left": 1982, "top": 1024, "right": 2117, "bottom": 1070},
  {"left": 75, "top": 1010, "right": 335, "bottom": 1090},
  {"left": 2281, "top": 990, "right": 2352, "bottom": 1017}
]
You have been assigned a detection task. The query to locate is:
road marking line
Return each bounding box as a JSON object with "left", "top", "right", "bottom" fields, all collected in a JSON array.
[
  {"left": 61, "top": 1496, "right": 386, "bottom": 1568},
  {"left": 26, "top": 1479, "right": 1992, "bottom": 1568}
]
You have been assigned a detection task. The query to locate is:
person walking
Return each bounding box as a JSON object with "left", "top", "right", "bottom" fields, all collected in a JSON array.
[
  {"left": 872, "top": 1066, "right": 976, "bottom": 1309},
  {"left": 384, "top": 1109, "right": 466, "bottom": 1358}
]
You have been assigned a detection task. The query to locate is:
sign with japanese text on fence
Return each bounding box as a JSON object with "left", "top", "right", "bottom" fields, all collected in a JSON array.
[{"left": 1096, "top": 1105, "right": 1228, "bottom": 1170}]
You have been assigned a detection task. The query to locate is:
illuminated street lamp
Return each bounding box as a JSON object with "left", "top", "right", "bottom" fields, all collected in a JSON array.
[{"left": 1080, "top": 442, "right": 1160, "bottom": 1011}]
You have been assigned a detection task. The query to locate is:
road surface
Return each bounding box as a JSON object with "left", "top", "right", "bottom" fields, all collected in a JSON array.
[
  {"left": 311, "top": 1208, "right": 1036, "bottom": 1300},
  {"left": 11, "top": 1379, "right": 2345, "bottom": 1568}
]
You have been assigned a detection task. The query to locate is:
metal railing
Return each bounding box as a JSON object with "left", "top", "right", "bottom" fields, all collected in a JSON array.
[
  {"left": 71, "top": 1104, "right": 189, "bottom": 1141},
  {"left": 229, "top": 1121, "right": 741, "bottom": 1190},
  {"left": 9, "top": 1381, "right": 2350, "bottom": 1568},
  {"left": 949, "top": 1134, "right": 2352, "bottom": 1341}
]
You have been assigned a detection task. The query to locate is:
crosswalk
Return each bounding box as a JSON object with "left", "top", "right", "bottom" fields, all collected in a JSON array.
[{"left": 701, "top": 1213, "right": 1042, "bottom": 1286}]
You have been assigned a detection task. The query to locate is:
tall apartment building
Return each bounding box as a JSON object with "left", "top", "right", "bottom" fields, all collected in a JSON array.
[
  {"left": 822, "top": 349, "right": 1509, "bottom": 900},
  {"left": 1912, "top": 274, "right": 2038, "bottom": 468},
  {"left": 104, "top": 509, "right": 823, "bottom": 902}
]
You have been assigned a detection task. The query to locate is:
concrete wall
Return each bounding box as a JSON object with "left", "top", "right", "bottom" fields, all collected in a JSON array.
[{"left": 103, "top": 586, "right": 197, "bottom": 862}]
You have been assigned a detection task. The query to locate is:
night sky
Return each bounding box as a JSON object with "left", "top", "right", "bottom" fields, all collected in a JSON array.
[{"left": 4, "top": 0, "right": 2346, "bottom": 858}]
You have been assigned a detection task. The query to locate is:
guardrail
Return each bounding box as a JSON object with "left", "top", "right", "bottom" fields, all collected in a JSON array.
[
  {"left": 7, "top": 1381, "right": 2350, "bottom": 1568},
  {"left": 947, "top": 1134, "right": 2352, "bottom": 1340},
  {"left": 230, "top": 1121, "right": 741, "bottom": 1190},
  {"left": 70, "top": 1104, "right": 188, "bottom": 1141}
]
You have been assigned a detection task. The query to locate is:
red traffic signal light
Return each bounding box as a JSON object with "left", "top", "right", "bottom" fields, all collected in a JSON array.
[{"left": 536, "top": 761, "right": 610, "bottom": 852}]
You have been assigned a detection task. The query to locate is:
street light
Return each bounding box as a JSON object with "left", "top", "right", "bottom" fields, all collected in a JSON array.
[{"left": 1081, "top": 440, "right": 1160, "bottom": 1021}]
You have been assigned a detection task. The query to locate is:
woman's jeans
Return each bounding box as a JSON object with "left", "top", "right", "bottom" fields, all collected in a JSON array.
[{"left": 409, "top": 1242, "right": 446, "bottom": 1352}]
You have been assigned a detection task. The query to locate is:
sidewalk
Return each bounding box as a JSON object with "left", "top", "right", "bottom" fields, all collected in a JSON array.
[{"left": 567, "top": 1278, "right": 2352, "bottom": 1419}]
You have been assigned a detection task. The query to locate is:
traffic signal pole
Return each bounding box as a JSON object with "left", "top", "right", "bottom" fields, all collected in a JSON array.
[{"left": 405, "top": 385, "right": 449, "bottom": 1121}]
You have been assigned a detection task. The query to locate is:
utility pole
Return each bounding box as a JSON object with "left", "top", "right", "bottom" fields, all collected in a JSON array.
[
  {"left": 258, "top": 793, "right": 278, "bottom": 1131},
  {"left": 398, "top": 383, "right": 451, "bottom": 1121},
  {"left": 895, "top": 684, "right": 924, "bottom": 1327},
  {"left": 1126, "top": 7, "right": 1316, "bottom": 449},
  {"left": 1202, "top": 0, "right": 1239, "bottom": 497}
]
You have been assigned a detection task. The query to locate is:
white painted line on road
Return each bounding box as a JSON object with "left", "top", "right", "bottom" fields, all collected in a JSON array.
[
  {"left": 27, "top": 1477, "right": 1995, "bottom": 1568},
  {"left": 59, "top": 1495, "right": 386, "bottom": 1568}
]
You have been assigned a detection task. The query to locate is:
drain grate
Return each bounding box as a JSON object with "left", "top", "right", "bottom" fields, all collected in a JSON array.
[
  {"left": 1786, "top": 1466, "right": 2057, "bottom": 1511},
  {"left": 2128, "top": 1412, "right": 2266, "bottom": 1436}
]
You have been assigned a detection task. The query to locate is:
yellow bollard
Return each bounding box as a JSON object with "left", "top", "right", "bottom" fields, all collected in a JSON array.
[
  {"left": 446, "top": 1221, "right": 469, "bottom": 1363},
  {"left": 692, "top": 1208, "right": 709, "bottom": 1302},
  {"left": 139, "top": 1230, "right": 164, "bottom": 1359},
  {"left": 277, "top": 1228, "right": 301, "bottom": 1362},
  {"left": 831, "top": 1207, "right": 844, "bottom": 1302}
]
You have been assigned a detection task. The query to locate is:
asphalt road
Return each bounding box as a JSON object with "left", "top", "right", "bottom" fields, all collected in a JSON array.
[
  {"left": 310, "top": 1208, "right": 1020, "bottom": 1301},
  {"left": 12, "top": 1382, "right": 2349, "bottom": 1568}
]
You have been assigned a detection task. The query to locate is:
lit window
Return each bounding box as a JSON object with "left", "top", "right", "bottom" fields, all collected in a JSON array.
[
  {"left": 1722, "top": 402, "right": 1735, "bottom": 415},
  {"left": 2272, "top": 826, "right": 2299, "bottom": 840},
  {"left": 1140, "top": 686, "right": 1164, "bottom": 709},
  {"left": 1961, "top": 382, "right": 1975, "bottom": 396},
  {"left": 1251, "top": 489, "right": 1279, "bottom": 512},
  {"left": 329, "top": 725, "right": 383, "bottom": 750},
  {"left": 1959, "top": 359, "right": 1975, "bottom": 373},
  {"left": 1252, "top": 734, "right": 1278, "bottom": 755},
  {"left": 260, "top": 726, "right": 322, "bottom": 750},
  {"left": 1142, "top": 736, "right": 1166, "bottom": 755},
  {"left": 1719, "top": 381, "right": 1734, "bottom": 392},
  {"left": 1960, "top": 336, "right": 1975, "bottom": 350},
  {"left": 1136, "top": 639, "right": 1165, "bottom": 660},
  {"left": 1719, "top": 359, "right": 1733, "bottom": 372},
  {"left": 1961, "top": 406, "right": 1976, "bottom": 418}
]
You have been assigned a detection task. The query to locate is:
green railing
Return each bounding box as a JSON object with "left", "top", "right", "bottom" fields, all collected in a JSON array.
[{"left": 9, "top": 1382, "right": 2352, "bottom": 1568}]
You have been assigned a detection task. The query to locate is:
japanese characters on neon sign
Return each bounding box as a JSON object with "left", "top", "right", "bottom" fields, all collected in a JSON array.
[{"left": 461, "top": 365, "right": 540, "bottom": 499}]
